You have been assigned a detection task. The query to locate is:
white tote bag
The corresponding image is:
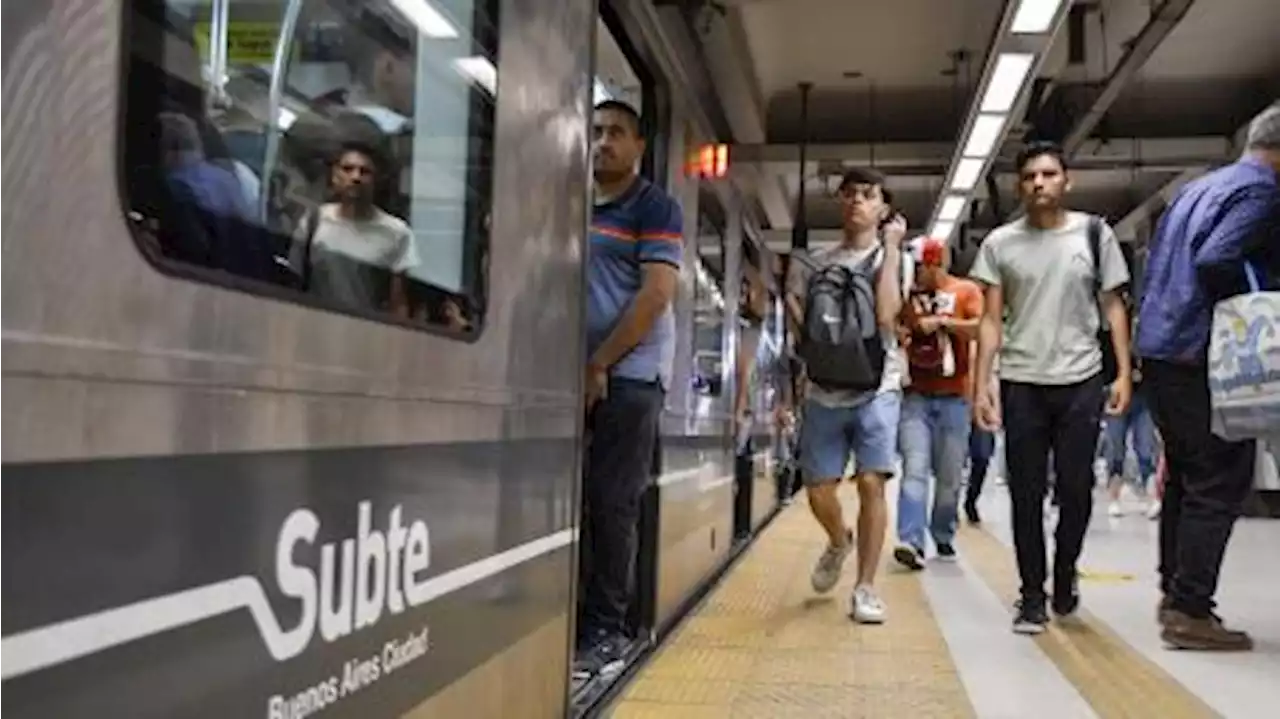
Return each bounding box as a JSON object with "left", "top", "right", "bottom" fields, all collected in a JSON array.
[{"left": 1208, "top": 264, "right": 1280, "bottom": 441}]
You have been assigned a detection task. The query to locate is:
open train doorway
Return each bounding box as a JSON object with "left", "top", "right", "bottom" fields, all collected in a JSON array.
[{"left": 570, "top": 3, "right": 669, "bottom": 715}]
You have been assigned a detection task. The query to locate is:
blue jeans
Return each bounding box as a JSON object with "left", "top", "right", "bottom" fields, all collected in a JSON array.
[
  {"left": 798, "top": 392, "right": 902, "bottom": 483},
  {"left": 897, "top": 393, "right": 972, "bottom": 550},
  {"left": 1103, "top": 390, "right": 1158, "bottom": 487}
]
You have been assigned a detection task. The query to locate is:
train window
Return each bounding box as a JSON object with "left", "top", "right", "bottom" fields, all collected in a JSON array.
[
  {"left": 739, "top": 240, "right": 767, "bottom": 325},
  {"left": 692, "top": 215, "right": 725, "bottom": 397},
  {"left": 120, "top": 0, "right": 497, "bottom": 337}
]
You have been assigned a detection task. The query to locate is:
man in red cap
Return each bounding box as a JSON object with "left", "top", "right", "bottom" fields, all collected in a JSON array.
[{"left": 893, "top": 236, "right": 983, "bottom": 570}]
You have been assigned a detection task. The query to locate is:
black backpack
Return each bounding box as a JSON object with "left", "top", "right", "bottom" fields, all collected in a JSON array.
[{"left": 796, "top": 248, "right": 888, "bottom": 392}]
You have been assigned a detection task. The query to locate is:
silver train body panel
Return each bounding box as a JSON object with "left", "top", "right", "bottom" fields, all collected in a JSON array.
[{"left": 0, "top": 0, "right": 779, "bottom": 716}]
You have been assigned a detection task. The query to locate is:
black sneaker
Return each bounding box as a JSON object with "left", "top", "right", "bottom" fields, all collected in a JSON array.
[
  {"left": 964, "top": 502, "right": 981, "bottom": 525},
  {"left": 1013, "top": 599, "right": 1049, "bottom": 635},
  {"left": 1052, "top": 570, "right": 1080, "bottom": 618},
  {"left": 572, "top": 632, "right": 628, "bottom": 680},
  {"left": 893, "top": 544, "right": 926, "bottom": 571},
  {"left": 935, "top": 543, "right": 958, "bottom": 562}
]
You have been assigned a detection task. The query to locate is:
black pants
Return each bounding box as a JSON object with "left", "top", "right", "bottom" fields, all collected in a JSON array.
[
  {"left": 579, "top": 377, "right": 663, "bottom": 637},
  {"left": 1145, "top": 360, "right": 1256, "bottom": 617},
  {"left": 1001, "top": 374, "right": 1105, "bottom": 602},
  {"left": 965, "top": 424, "right": 995, "bottom": 507}
]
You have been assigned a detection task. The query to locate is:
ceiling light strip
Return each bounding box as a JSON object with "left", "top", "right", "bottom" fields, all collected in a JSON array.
[
  {"left": 962, "top": 113, "right": 1007, "bottom": 158},
  {"left": 1010, "top": 0, "right": 1067, "bottom": 34},
  {"left": 925, "top": 0, "right": 1072, "bottom": 240},
  {"left": 938, "top": 195, "right": 967, "bottom": 222},
  {"left": 980, "top": 53, "right": 1035, "bottom": 113}
]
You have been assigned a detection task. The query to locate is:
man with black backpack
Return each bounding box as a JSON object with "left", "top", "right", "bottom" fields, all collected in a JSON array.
[
  {"left": 971, "top": 141, "right": 1132, "bottom": 635},
  {"left": 787, "top": 168, "right": 911, "bottom": 625}
]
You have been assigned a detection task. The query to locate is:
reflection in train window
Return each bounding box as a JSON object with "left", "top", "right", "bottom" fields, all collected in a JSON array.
[
  {"left": 121, "top": 0, "right": 496, "bottom": 337},
  {"left": 692, "top": 213, "right": 725, "bottom": 398}
]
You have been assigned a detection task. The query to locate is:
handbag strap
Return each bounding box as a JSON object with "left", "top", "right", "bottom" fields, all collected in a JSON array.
[{"left": 1244, "top": 261, "right": 1262, "bottom": 293}]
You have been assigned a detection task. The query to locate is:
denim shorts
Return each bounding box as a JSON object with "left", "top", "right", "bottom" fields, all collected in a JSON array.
[{"left": 798, "top": 391, "right": 902, "bottom": 484}]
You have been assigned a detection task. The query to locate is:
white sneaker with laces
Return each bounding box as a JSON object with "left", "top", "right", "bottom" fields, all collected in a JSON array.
[
  {"left": 851, "top": 584, "right": 886, "bottom": 624},
  {"left": 810, "top": 529, "right": 854, "bottom": 593}
]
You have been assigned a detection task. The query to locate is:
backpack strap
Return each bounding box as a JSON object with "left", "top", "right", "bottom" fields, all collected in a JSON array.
[
  {"left": 862, "top": 245, "right": 910, "bottom": 299},
  {"left": 1087, "top": 215, "right": 1102, "bottom": 296},
  {"left": 1086, "top": 215, "right": 1104, "bottom": 323}
]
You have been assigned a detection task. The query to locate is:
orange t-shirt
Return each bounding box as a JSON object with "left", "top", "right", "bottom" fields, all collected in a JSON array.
[{"left": 901, "top": 275, "right": 983, "bottom": 397}]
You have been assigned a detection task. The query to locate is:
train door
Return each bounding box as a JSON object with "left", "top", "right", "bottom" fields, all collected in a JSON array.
[{"left": 569, "top": 6, "right": 668, "bottom": 714}]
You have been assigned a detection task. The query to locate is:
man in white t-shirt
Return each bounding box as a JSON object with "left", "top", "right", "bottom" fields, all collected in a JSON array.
[
  {"left": 971, "top": 141, "right": 1132, "bottom": 635},
  {"left": 786, "top": 168, "right": 912, "bottom": 624},
  {"left": 291, "top": 143, "right": 420, "bottom": 315}
]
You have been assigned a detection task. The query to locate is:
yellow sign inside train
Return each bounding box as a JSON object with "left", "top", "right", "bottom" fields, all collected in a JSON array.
[{"left": 195, "top": 22, "right": 280, "bottom": 65}]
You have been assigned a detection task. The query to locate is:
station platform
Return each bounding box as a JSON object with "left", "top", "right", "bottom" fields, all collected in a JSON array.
[{"left": 607, "top": 485, "right": 1280, "bottom": 718}]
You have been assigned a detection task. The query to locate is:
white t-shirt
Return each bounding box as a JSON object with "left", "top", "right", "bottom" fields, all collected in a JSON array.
[
  {"left": 969, "top": 211, "right": 1128, "bottom": 384},
  {"left": 292, "top": 204, "right": 420, "bottom": 310},
  {"left": 789, "top": 242, "right": 914, "bottom": 407}
]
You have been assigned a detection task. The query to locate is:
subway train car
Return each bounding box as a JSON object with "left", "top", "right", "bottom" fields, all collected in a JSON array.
[{"left": 1, "top": 0, "right": 785, "bottom": 717}]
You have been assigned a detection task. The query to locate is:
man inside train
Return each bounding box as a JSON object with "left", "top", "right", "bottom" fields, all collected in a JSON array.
[
  {"left": 971, "top": 141, "right": 1132, "bottom": 635},
  {"left": 785, "top": 169, "right": 911, "bottom": 625},
  {"left": 290, "top": 141, "right": 419, "bottom": 316},
  {"left": 1135, "top": 102, "right": 1280, "bottom": 652},
  {"left": 576, "top": 100, "right": 683, "bottom": 679},
  {"left": 893, "top": 236, "right": 983, "bottom": 571},
  {"left": 155, "top": 111, "right": 260, "bottom": 272},
  {"left": 341, "top": 12, "right": 415, "bottom": 134},
  {"left": 336, "top": 11, "right": 417, "bottom": 220}
]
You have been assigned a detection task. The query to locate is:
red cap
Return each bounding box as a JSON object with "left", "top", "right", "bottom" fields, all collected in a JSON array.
[{"left": 919, "top": 236, "right": 947, "bottom": 266}]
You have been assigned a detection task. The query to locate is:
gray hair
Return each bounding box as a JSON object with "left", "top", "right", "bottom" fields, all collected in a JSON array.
[{"left": 1245, "top": 102, "right": 1280, "bottom": 150}]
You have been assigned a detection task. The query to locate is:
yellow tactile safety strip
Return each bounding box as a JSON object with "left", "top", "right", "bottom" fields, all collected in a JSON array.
[
  {"left": 609, "top": 492, "right": 974, "bottom": 718},
  {"left": 956, "top": 524, "right": 1222, "bottom": 719}
]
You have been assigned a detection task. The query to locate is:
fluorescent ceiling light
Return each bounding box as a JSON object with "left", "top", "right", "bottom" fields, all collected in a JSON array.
[
  {"left": 962, "top": 113, "right": 1006, "bottom": 159},
  {"left": 950, "top": 158, "right": 984, "bottom": 191},
  {"left": 938, "top": 195, "right": 967, "bottom": 222},
  {"left": 454, "top": 56, "right": 497, "bottom": 96},
  {"left": 980, "top": 53, "right": 1035, "bottom": 114},
  {"left": 931, "top": 221, "right": 957, "bottom": 240},
  {"left": 390, "top": 0, "right": 459, "bottom": 39},
  {"left": 1011, "top": 0, "right": 1065, "bottom": 34}
]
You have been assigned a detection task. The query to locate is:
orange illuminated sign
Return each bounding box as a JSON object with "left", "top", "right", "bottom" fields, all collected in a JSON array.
[{"left": 687, "top": 144, "right": 729, "bottom": 179}]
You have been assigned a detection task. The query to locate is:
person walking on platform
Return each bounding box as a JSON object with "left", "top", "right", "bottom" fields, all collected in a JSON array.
[
  {"left": 893, "top": 237, "right": 983, "bottom": 569},
  {"left": 787, "top": 168, "right": 912, "bottom": 624},
  {"left": 971, "top": 141, "right": 1133, "bottom": 635},
  {"left": 1101, "top": 296, "right": 1160, "bottom": 518},
  {"left": 1135, "top": 102, "right": 1280, "bottom": 652},
  {"left": 963, "top": 355, "right": 1002, "bottom": 524}
]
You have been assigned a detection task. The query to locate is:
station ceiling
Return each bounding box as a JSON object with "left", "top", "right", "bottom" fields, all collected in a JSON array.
[{"left": 672, "top": 0, "right": 1280, "bottom": 254}]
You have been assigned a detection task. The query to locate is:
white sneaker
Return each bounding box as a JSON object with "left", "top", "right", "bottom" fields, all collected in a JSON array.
[
  {"left": 851, "top": 585, "right": 886, "bottom": 624},
  {"left": 811, "top": 529, "right": 854, "bottom": 593},
  {"left": 1093, "top": 459, "right": 1109, "bottom": 486},
  {"left": 1108, "top": 501, "right": 1123, "bottom": 517},
  {"left": 1147, "top": 500, "right": 1161, "bottom": 520}
]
